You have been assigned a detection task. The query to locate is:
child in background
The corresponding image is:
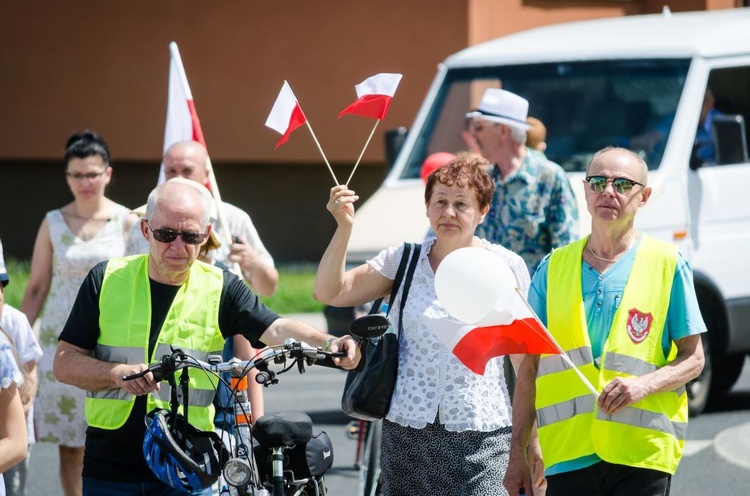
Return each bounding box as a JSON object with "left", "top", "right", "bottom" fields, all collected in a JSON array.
[
  {"left": 1, "top": 239, "right": 42, "bottom": 496},
  {"left": 1, "top": 325, "right": 28, "bottom": 493}
]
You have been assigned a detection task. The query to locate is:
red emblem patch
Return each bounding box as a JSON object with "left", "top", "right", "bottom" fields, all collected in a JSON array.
[{"left": 626, "top": 309, "right": 652, "bottom": 343}]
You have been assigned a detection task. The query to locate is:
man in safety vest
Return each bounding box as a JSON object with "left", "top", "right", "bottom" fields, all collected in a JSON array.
[
  {"left": 53, "top": 178, "right": 360, "bottom": 495},
  {"left": 504, "top": 147, "right": 706, "bottom": 496}
]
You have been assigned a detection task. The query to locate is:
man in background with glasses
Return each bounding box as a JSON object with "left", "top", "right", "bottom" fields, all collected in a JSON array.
[
  {"left": 504, "top": 147, "right": 706, "bottom": 496},
  {"left": 52, "top": 179, "right": 360, "bottom": 496},
  {"left": 467, "top": 88, "right": 578, "bottom": 276},
  {"left": 126, "top": 140, "right": 278, "bottom": 298}
]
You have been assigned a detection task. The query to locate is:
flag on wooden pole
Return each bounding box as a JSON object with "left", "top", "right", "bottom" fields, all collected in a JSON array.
[
  {"left": 159, "top": 42, "right": 207, "bottom": 185},
  {"left": 339, "top": 73, "right": 402, "bottom": 120},
  {"left": 265, "top": 81, "right": 308, "bottom": 149},
  {"left": 340, "top": 73, "right": 402, "bottom": 185},
  {"left": 266, "top": 81, "right": 338, "bottom": 184}
]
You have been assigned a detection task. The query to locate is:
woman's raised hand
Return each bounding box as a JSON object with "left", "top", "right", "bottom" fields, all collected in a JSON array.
[{"left": 327, "top": 185, "right": 359, "bottom": 226}]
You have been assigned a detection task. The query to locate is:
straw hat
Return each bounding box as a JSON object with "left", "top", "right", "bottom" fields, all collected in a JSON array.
[{"left": 466, "top": 88, "right": 531, "bottom": 131}]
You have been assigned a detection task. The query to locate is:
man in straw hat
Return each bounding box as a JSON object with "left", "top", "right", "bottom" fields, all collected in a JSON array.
[{"left": 467, "top": 89, "right": 578, "bottom": 275}]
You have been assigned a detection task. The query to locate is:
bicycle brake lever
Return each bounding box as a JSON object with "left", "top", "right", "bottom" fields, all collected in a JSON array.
[{"left": 122, "top": 362, "right": 164, "bottom": 382}]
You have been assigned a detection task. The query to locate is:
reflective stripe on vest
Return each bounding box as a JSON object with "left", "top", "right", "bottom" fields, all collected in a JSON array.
[
  {"left": 539, "top": 235, "right": 687, "bottom": 474},
  {"left": 86, "top": 255, "right": 225, "bottom": 431}
]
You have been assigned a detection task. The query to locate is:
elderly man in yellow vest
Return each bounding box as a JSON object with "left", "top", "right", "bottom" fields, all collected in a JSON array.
[
  {"left": 52, "top": 178, "right": 360, "bottom": 496},
  {"left": 504, "top": 147, "right": 706, "bottom": 496}
]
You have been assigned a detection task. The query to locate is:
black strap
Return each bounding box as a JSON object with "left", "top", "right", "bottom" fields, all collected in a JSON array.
[
  {"left": 396, "top": 244, "right": 421, "bottom": 339},
  {"left": 367, "top": 242, "right": 420, "bottom": 339},
  {"left": 369, "top": 243, "right": 412, "bottom": 317},
  {"left": 385, "top": 243, "right": 412, "bottom": 319}
]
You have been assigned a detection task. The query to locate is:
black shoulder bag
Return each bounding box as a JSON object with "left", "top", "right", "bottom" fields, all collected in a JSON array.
[{"left": 341, "top": 242, "right": 421, "bottom": 420}]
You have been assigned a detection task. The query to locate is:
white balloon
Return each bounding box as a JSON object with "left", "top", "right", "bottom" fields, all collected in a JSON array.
[{"left": 434, "top": 247, "right": 518, "bottom": 324}]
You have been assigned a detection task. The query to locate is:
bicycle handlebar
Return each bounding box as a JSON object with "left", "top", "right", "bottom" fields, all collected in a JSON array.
[{"left": 121, "top": 339, "right": 346, "bottom": 383}]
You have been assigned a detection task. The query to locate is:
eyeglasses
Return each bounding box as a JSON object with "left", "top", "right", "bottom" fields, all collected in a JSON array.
[
  {"left": 470, "top": 119, "right": 495, "bottom": 133},
  {"left": 585, "top": 175, "right": 645, "bottom": 195},
  {"left": 146, "top": 221, "right": 207, "bottom": 245},
  {"left": 66, "top": 171, "right": 106, "bottom": 181}
]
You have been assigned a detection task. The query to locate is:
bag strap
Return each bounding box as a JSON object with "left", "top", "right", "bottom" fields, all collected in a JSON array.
[
  {"left": 384, "top": 243, "right": 412, "bottom": 318},
  {"left": 396, "top": 243, "right": 421, "bottom": 339}
]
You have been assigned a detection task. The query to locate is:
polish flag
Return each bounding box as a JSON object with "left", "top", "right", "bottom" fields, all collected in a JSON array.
[
  {"left": 427, "top": 295, "right": 560, "bottom": 375},
  {"left": 339, "top": 73, "right": 402, "bottom": 120},
  {"left": 158, "top": 42, "right": 207, "bottom": 185},
  {"left": 265, "top": 81, "right": 308, "bottom": 149}
]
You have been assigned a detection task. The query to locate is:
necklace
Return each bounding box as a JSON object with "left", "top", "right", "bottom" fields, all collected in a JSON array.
[
  {"left": 61, "top": 210, "right": 111, "bottom": 222},
  {"left": 587, "top": 244, "right": 619, "bottom": 263}
]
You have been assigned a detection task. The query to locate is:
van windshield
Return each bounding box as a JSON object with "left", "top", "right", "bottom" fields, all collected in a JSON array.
[{"left": 401, "top": 59, "right": 690, "bottom": 178}]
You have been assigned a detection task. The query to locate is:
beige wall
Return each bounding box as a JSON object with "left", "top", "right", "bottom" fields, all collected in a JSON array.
[
  {"left": 468, "top": 0, "right": 739, "bottom": 45},
  {"left": 0, "top": 0, "right": 739, "bottom": 261},
  {"left": 0, "top": 1, "right": 468, "bottom": 164}
]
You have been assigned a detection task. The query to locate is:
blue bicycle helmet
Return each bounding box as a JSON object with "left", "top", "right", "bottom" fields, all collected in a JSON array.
[{"left": 144, "top": 409, "right": 229, "bottom": 493}]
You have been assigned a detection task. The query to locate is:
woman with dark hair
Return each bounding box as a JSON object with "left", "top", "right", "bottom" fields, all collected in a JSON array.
[
  {"left": 20, "top": 131, "right": 136, "bottom": 496},
  {"left": 315, "top": 152, "right": 539, "bottom": 495}
]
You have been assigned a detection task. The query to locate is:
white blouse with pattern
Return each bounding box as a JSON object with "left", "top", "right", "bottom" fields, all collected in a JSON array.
[{"left": 368, "top": 237, "right": 531, "bottom": 432}]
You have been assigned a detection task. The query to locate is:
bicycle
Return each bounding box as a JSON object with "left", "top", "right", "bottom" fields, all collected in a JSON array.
[
  {"left": 342, "top": 312, "right": 390, "bottom": 496},
  {"left": 350, "top": 418, "right": 382, "bottom": 496},
  {"left": 124, "top": 339, "right": 345, "bottom": 495}
]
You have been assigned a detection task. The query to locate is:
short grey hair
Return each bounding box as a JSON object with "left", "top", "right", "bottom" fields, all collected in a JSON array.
[
  {"left": 508, "top": 125, "right": 527, "bottom": 145},
  {"left": 145, "top": 177, "right": 211, "bottom": 226}
]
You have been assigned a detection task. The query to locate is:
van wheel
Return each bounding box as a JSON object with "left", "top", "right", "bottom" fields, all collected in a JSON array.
[
  {"left": 711, "top": 352, "right": 745, "bottom": 395},
  {"left": 687, "top": 333, "right": 712, "bottom": 417}
]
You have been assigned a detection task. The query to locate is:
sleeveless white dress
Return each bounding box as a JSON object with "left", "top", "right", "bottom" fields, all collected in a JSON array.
[{"left": 34, "top": 206, "right": 129, "bottom": 446}]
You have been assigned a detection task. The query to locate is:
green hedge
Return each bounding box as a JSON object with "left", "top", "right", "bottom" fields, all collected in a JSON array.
[{"left": 2, "top": 259, "right": 324, "bottom": 315}]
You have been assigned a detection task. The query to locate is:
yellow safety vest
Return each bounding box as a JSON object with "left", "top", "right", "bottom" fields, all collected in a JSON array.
[
  {"left": 86, "top": 255, "right": 225, "bottom": 431},
  {"left": 537, "top": 235, "right": 687, "bottom": 474}
]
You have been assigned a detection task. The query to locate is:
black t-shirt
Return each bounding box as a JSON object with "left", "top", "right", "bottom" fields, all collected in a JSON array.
[{"left": 59, "top": 260, "right": 279, "bottom": 482}]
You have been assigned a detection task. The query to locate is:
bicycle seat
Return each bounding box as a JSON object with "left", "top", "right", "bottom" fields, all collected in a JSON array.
[{"left": 253, "top": 411, "right": 313, "bottom": 448}]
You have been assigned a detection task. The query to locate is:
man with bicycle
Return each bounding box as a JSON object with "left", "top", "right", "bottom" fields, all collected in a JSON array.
[{"left": 53, "top": 178, "right": 360, "bottom": 496}]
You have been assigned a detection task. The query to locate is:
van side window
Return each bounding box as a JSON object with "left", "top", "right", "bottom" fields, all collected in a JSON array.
[{"left": 700, "top": 67, "right": 750, "bottom": 167}]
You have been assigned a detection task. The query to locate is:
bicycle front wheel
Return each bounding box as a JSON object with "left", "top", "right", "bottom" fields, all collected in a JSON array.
[{"left": 358, "top": 419, "right": 383, "bottom": 496}]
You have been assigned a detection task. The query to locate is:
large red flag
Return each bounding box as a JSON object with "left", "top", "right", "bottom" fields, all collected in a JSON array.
[
  {"left": 265, "top": 81, "right": 308, "bottom": 149},
  {"left": 159, "top": 42, "right": 207, "bottom": 185},
  {"left": 427, "top": 293, "right": 560, "bottom": 375},
  {"left": 339, "top": 73, "right": 402, "bottom": 120}
]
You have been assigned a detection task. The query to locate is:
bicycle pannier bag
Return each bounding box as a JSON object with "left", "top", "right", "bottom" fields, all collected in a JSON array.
[
  {"left": 341, "top": 243, "right": 421, "bottom": 420},
  {"left": 254, "top": 427, "right": 334, "bottom": 480}
]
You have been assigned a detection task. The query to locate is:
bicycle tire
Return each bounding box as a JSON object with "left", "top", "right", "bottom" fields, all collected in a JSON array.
[{"left": 360, "top": 419, "right": 383, "bottom": 496}]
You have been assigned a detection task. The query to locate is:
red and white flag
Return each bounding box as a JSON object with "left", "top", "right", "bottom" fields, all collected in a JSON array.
[
  {"left": 265, "top": 81, "right": 307, "bottom": 149},
  {"left": 339, "top": 73, "right": 402, "bottom": 120},
  {"left": 159, "top": 42, "right": 207, "bottom": 185},
  {"left": 427, "top": 294, "right": 560, "bottom": 375}
]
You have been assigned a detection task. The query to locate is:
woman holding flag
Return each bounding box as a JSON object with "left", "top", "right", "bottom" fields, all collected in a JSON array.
[{"left": 314, "top": 153, "right": 540, "bottom": 495}]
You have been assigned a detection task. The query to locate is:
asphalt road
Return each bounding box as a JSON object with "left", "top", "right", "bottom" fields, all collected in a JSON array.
[{"left": 20, "top": 313, "right": 750, "bottom": 495}]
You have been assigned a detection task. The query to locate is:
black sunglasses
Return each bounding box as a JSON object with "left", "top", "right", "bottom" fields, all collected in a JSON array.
[
  {"left": 145, "top": 221, "right": 207, "bottom": 245},
  {"left": 585, "top": 175, "right": 645, "bottom": 195}
]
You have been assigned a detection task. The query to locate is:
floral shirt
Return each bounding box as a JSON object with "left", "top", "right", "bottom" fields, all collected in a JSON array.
[
  {"left": 368, "top": 237, "right": 530, "bottom": 432},
  {"left": 475, "top": 149, "right": 579, "bottom": 276}
]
